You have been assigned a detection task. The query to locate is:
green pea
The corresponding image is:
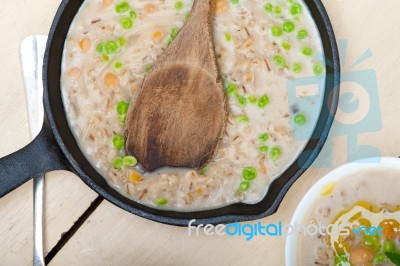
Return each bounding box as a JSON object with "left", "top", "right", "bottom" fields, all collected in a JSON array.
[
  {"left": 129, "top": 10, "right": 137, "bottom": 19},
  {"left": 118, "top": 37, "right": 126, "bottom": 46},
  {"left": 155, "top": 197, "right": 168, "bottom": 206},
  {"left": 120, "top": 17, "right": 133, "bottom": 29},
  {"left": 270, "top": 147, "right": 282, "bottom": 160},
  {"left": 271, "top": 25, "right": 283, "bottom": 37},
  {"left": 274, "top": 6, "right": 282, "bottom": 14},
  {"left": 282, "top": 42, "right": 291, "bottom": 50},
  {"left": 103, "top": 54, "right": 110, "bottom": 62},
  {"left": 171, "top": 28, "right": 179, "bottom": 38},
  {"left": 258, "top": 145, "right": 269, "bottom": 153},
  {"left": 199, "top": 167, "right": 208, "bottom": 175},
  {"left": 184, "top": 12, "right": 190, "bottom": 20},
  {"left": 297, "top": 29, "right": 308, "bottom": 40},
  {"left": 236, "top": 95, "right": 247, "bottom": 107},
  {"left": 114, "top": 61, "right": 123, "bottom": 70},
  {"left": 384, "top": 240, "right": 397, "bottom": 252},
  {"left": 258, "top": 95, "right": 270, "bottom": 108},
  {"left": 122, "top": 156, "right": 137, "bottom": 167},
  {"left": 283, "top": 21, "right": 295, "bottom": 33},
  {"left": 294, "top": 114, "right": 306, "bottom": 125},
  {"left": 117, "top": 101, "right": 129, "bottom": 114},
  {"left": 106, "top": 41, "right": 118, "bottom": 54},
  {"left": 225, "top": 32, "right": 232, "bottom": 42},
  {"left": 290, "top": 3, "right": 302, "bottom": 15},
  {"left": 364, "top": 234, "right": 380, "bottom": 250},
  {"left": 242, "top": 166, "right": 258, "bottom": 180},
  {"left": 225, "top": 83, "right": 238, "bottom": 96},
  {"left": 264, "top": 3, "right": 273, "bottom": 13},
  {"left": 230, "top": 0, "right": 239, "bottom": 4},
  {"left": 273, "top": 55, "right": 286, "bottom": 68},
  {"left": 175, "top": 1, "right": 183, "bottom": 11},
  {"left": 118, "top": 113, "right": 127, "bottom": 124},
  {"left": 364, "top": 235, "right": 379, "bottom": 246},
  {"left": 235, "top": 115, "right": 249, "bottom": 123},
  {"left": 258, "top": 133, "right": 269, "bottom": 142},
  {"left": 334, "top": 255, "right": 349, "bottom": 265},
  {"left": 239, "top": 181, "right": 250, "bottom": 192},
  {"left": 293, "top": 63, "right": 302, "bottom": 74},
  {"left": 96, "top": 42, "right": 106, "bottom": 54},
  {"left": 113, "top": 157, "right": 123, "bottom": 169},
  {"left": 115, "top": 2, "right": 130, "bottom": 13},
  {"left": 145, "top": 64, "right": 152, "bottom": 72},
  {"left": 373, "top": 253, "right": 386, "bottom": 263},
  {"left": 313, "top": 62, "right": 324, "bottom": 76},
  {"left": 302, "top": 47, "right": 313, "bottom": 56},
  {"left": 170, "top": 27, "right": 179, "bottom": 39},
  {"left": 112, "top": 135, "right": 124, "bottom": 150},
  {"left": 248, "top": 95, "right": 257, "bottom": 103}
]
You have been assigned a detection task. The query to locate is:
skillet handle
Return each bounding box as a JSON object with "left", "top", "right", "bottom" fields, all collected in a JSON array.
[{"left": 0, "top": 119, "right": 67, "bottom": 197}]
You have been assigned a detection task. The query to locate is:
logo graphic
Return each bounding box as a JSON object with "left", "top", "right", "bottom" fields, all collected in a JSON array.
[
  {"left": 286, "top": 39, "right": 382, "bottom": 167},
  {"left": 187, "top": 219, "right": 383, "bottom": 241}
]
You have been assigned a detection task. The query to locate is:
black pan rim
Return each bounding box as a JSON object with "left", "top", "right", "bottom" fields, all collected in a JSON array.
[{"left": 43, "top": 0, "right": 340, "bottom": 226}]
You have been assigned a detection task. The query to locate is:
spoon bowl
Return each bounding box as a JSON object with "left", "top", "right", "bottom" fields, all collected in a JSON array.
[{"left": 125, "top": 0, "right": 227, "bottom": 171}]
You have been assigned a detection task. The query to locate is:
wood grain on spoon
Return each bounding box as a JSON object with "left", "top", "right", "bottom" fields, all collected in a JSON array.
[{"left": 125, "top": 0, "right": 227, "bottom": 172}]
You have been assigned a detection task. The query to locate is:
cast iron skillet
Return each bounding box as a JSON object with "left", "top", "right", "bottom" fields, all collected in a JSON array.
[{"left": 0, "top": 0, "right": 340, "bottom": 226}]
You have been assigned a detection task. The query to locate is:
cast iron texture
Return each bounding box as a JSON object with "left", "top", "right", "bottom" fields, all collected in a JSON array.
[{"left": 0, "top": 119, "right": 67, "bottom": 197}]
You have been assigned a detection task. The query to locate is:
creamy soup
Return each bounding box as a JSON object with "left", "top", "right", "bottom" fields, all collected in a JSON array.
[
  {"left": 61, "top": 0, "right": 325, "bottom": 210},
  {"left": 298, "top": 169, "right": 400, "bottom": 266}
]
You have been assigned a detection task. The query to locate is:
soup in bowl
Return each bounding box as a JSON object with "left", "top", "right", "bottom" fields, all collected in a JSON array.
[{"left": 286, "top": 157, "right": 400, "bottom": 266}]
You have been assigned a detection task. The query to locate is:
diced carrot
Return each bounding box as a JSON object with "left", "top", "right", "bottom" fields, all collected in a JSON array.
[
  {"left": 101, "top": 0, "right": 113, "bottom": 8},
  {"left": 144, "top": 3, "right": 156, "bottom": 13},
  {"left": 260, "top": 164, "right": 267, "bottom": 174},
  {"left": 129, "top": 171, "right": 142, "bottom": 183},
  {"left": 152, "top": 30, "right": 165, "bottom": 43},
  {"left": 67, "top": 67, "right": 81, "bottom": 77},
  {"left": 103, "top": 73, "right": 119, "bottom": 90},
  {"left": 79, "top": 38, "right": 91, "bottom": 53}
]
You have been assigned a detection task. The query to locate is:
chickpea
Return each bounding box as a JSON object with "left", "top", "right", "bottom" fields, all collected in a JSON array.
[
  {"left": 381, "top": 222, "right": 396, "bottom": 240},
  {"left": 79, "top": 38, "right": 91, "bottom": 53},
  {"left": 103, "top": 73, "right": 119, "bottom": 90},
  {"left": 152, "top": 30, "right": 165, "bottom": 43},
  {"left": 349, "top": 246, "right": 374, "bottom": 266}
]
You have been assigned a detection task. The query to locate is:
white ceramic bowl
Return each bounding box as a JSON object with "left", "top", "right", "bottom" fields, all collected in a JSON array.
[{"left": 285, "top": 157, "right": 400, "bottom": 266}]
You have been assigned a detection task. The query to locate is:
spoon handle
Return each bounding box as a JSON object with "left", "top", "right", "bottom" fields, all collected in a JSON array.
[
  {"left": 33, "top": 174, "right": 45, "bottom": 266},
  {"left": 20, "top": 35, "right": 47, "bottom": 266},
  {"left": 155, "top": 0, "right": 216, "bottom": 69},
  {"left": 190, "top": 0, "right": 212, "bottom": 22}
]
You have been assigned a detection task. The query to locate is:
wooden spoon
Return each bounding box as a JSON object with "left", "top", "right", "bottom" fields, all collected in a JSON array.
[{"left": 124, "top": 0, "right": 227, "bottom": 172}]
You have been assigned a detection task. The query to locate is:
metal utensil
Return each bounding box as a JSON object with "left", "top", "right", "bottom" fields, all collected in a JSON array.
[{"left": 20, "top": 35, "right": 48, "bottom": 266}]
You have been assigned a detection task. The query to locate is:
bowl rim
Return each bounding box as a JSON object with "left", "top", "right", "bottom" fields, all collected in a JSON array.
[{"left": 284, "top": 156, "right": 400, "bottom": 265}]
